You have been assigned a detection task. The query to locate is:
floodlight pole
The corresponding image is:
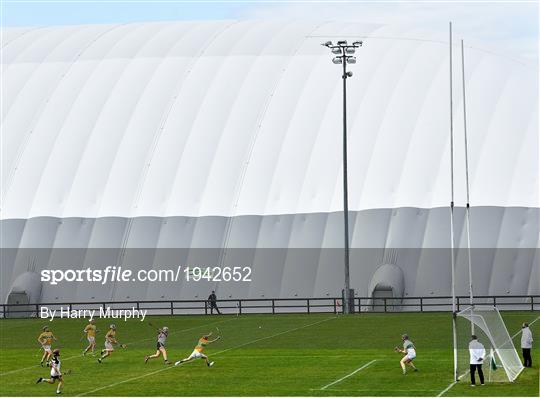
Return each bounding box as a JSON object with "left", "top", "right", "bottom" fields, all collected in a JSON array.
[
  {"left": 321, "top": 40, "right": 362, "bottom": 315},
  {"left": 342, "top": 48, "right": 351, "bottom": 315}
]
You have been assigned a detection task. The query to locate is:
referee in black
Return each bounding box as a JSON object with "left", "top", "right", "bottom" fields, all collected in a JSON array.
[{"left": 208, "top": 291, "right": 221, "bottom": 315}]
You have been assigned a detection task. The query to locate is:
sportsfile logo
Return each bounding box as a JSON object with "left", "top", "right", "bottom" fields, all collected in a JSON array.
[
  {"left": 40, "top": 266, "right": 181, "bottom": 285},
  {"left": 40, "top": 266, "right": 252, "bottom": 285}
]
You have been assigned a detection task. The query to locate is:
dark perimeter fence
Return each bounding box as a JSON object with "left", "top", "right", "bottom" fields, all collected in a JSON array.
[{"left": 2, "top": 295, "right": 538, "bottom": 318}]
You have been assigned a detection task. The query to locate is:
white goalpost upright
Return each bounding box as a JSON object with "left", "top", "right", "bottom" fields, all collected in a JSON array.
[
  {"left": 449, "top": 33, "right": 524, "bottom": 384},
  {"left": 448, "top": 21, "right": 459, "bottom": 383},
  {"left": 460, "top": 39, "right": 475, "bottom": 335}
]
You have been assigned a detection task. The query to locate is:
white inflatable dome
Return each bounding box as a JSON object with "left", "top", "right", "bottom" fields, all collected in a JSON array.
[{"left": 1, "top": 21, "right": 538, "bottom": 304}]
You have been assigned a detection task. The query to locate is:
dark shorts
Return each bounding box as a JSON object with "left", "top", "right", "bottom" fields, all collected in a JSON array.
[
  {"left": 157, "top": 342, "right": 165, "bottom": 350},
  {"left": 51, "top": 375, "right": 62, "bottom": 381}
]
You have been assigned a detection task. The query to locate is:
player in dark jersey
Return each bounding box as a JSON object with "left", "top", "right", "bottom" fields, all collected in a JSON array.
[{"left": 36, "top": 349, "right": 64, "bottom": 394}]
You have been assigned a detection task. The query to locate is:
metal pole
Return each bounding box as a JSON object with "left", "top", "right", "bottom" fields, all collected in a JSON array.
[
  {"left": 342, "top": 49, "right": 351, "bottom": 315},
  {"left": 461, "top": 39, "right": 475, "bottom": 336},
  {"left": 449, "top": 22, "right": 458, "bottom": 382}
]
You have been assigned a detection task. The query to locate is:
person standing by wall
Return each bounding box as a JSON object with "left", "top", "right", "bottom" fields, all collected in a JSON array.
[
  {"left": 521, "top": 322, "right": 533, "bottom": 367},
  {"left": 208, "top": 291, "right": 221, "bottom": 315}
]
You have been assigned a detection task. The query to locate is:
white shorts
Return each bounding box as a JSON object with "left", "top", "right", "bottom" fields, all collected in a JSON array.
[
  {"left": 87, "top": 336, "right": 95, "bottom": 344},
  {"left": 104, "top": 341, "right": 114, "bottom": 351},
  {"left": 42, "top": 345, "right": 52, "bottom": 353},
  {"left": 50, "top": 369, "right": 60, "bottom": 378},
  {"left": 188, "top": 350, "right": 205, "bottom": 359},
  {"left": 406, "top": 353, "right": 416, "bottom": 360}
]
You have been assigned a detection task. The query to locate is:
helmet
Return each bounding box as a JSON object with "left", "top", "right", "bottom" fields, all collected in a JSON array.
[
  {"left": 110, "top": 324, "right": 116, "bottom": 330},
  {"left": 53, "top": 349, "right": 60, "bottom": 356},
  {"left": 162, "top": 326, "right": 169, "bottom": 332},
  {"left": 402, "top": 334, "right": 409, "bottom": 340},
  {"left": 42, "top": 325, "right": 49, "bottom": 331}
]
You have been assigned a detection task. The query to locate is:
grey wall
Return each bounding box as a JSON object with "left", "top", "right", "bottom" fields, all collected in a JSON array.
[{"left": 1, "top": 206, "right": 538, "bottom": 304}]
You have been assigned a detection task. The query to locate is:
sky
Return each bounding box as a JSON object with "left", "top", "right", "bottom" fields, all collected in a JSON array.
[{"left": 1, "top": 1, "right": 538, "bottom": 62}]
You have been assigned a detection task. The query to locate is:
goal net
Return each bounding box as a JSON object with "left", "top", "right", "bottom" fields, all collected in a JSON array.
[{"left": 456, "top": 306, "right": 524, "bottom": 382}]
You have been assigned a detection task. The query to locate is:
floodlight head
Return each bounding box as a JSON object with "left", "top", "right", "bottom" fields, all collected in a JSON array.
[
  {"left": 332, "top": 57, "right": 343, "bottom": 64},
  {"left": 346, "top": 57, "right": 356, "bottom": 64},
  {"left": 345, "top": 47, "right": 355, "bottom": 54},
  {"left": 337, "top": 40, "right": 347, "bottom": 45},
  {"left": 331, "top": 47, "right": 341, "bottom": 54},
  {"left": 353, "top": 41, "right": 363, "bottom": 47},
  {"left": 346, "top": 71, "right": 353, "bottom": 77},
  {"left": 322, "top": 41, "right": 333, "bottom": 47}
]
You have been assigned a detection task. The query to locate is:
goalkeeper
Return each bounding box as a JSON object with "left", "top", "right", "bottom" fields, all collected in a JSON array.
[{"left": 394, "top": 334, "right": 418, "bottom": 374}]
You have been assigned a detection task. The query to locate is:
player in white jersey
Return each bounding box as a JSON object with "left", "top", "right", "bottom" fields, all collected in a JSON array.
[
  {"left": 145, "top": 326, "right": 171, "bottom": 364},
  {"left": 36, "top": 349, "right": 64, "bottom": 394},
  {"left": 394, "top": 334, "right": 418, "bottom": 374}
]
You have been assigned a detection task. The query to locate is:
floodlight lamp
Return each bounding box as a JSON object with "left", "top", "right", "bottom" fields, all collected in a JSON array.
[
  {"left": 345, "top": 47, "right": 355, "bottom": 54},
  {"left": 337, "top": 40, "right": 347, "bottom": 45},
  {"left": 332, "top": 57, "right": 343, "bottom": 64},
  {"left": 353, "top": 41, "right": 363, "bottom": 47},
  {"left": 332, "top": 47, "right": 341, "bottom": 54},
  {"left": 346, "top": 57, "right": 356, "bottom": 64},
  {"left": 323, "top": 41, "right": 333, "bottom": 47},
  {"left": 346, "top": 71, "right": 353, "bottom": 77}
]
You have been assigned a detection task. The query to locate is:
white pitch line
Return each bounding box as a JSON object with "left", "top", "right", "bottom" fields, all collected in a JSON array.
[
  {"left": 0, "top": 318, "right": 234, "bottom": 377},
  {"left": 437, "top": 380, "right": 458, "bottom": 397},
  {"left": 0, "top": 353, "right": 82, "bottom": 377},
  {"left": 212, "top": 316, "right": 336, "bottom": 357},
  {"left": 126, "top": 317, "right": 236, "bottom": 345},
  {"left": 223, "top": 354, "right": 347, "bottom": 359},
  {"left": 318, "top": 388, "right": 441, "bottom": 393},
  {"left": 510, "top": 315, "right": 540, "bottom": 340},
  {"left": 78, "top": 316, "right": 337, "bottom": 396},
  {"left": 320, "top": 359, "right": 377, "bottom": 390}
]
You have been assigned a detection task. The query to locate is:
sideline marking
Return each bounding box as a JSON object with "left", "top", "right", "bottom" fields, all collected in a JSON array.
[
  {"left": 320, "top": 359, "right": 377, "bottom": 390},
  {"left": 78, "top": 316, "right": 337, "bottom": 396},
  {"left": 0, "top": 353, "right": 82, "bottom": 377},
  {"left": 437, "top": 381, "right": 457, "bottom": 397},
  {"left": 127, "top": 317, "right": 235, "bottom": 345},
  {"left": 510, "top": 315, "right": 540, "bottom": 340}
]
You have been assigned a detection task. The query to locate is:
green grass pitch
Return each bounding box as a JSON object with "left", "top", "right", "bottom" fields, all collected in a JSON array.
[{"left": 0, "top": 312, "right": 538, "bottom": 396}]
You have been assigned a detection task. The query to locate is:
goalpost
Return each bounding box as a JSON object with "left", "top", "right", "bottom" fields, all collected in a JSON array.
[
  {"left": 456, "top": 306, "right": 524, "bottom": 382},
  {"left": 448, "top": 26, "right": 524, "bottom": 384}
]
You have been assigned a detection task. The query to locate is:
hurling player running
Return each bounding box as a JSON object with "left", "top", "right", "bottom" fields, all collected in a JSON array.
[
  {"left": 174, "top": 333, "right": 221, "bottom": 367},
  {"left": 82, "top": 319, "right": 97, "bottom": 356},
  {"left": 98, "top": 324, "right": 126, "bottom": 363},
  {"left": 145, "top": 326, "right": 171, "bottom": 364},
  {"left": 36, "top": 348, "right": 64, "bottom": 394},
  {"left": 37, "top": 326, "right": 57, "bottom": 367}
]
